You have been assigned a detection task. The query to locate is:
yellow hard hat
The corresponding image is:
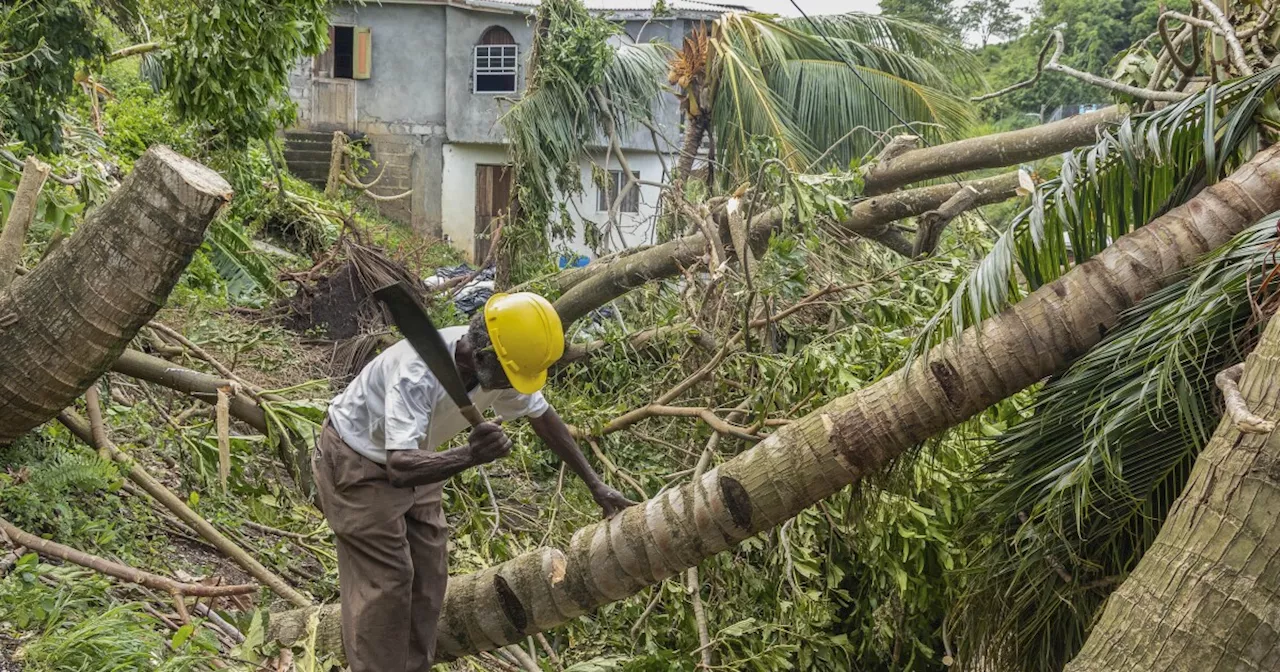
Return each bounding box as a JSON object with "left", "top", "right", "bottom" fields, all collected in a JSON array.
[{"left": 483, "top": 292, "right": 565, "bottom": 394}]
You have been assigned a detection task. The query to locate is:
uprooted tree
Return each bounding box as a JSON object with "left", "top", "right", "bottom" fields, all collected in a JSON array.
[
  {"left": 8, "top": 0, "right": 1280, "bottom": 669},
  {"left": 264, "top": 140, "right": 1280, "bottom": 661}
]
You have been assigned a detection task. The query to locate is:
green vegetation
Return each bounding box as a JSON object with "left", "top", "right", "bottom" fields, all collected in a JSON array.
[{"left": 2, "top": 0, "right": 1279, "bottom": 670}]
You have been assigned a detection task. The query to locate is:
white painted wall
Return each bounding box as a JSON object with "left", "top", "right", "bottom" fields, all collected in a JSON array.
[
  {"left": 441, "top": 143, "right": 668, "bottom": 265},
  {"left": 441, "top": 143, "right": 511, "bottom": 259}
]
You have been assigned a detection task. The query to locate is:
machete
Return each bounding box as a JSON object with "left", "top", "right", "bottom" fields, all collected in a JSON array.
[{"left": 373, "top": 281, "right": 485, "bottom": 427}]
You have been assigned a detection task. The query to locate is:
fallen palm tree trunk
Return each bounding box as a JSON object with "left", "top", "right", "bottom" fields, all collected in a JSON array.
[
  {"left": 0, "top": 147, "right": 232, "bottom": 444},
  {"left": 553, "top": 173, "right": 1019, "bottom": 326},
  {"left": 861, "top": 106, "right": 1125, "bottom": 195},
  {"left": 265, "top": 142, "right": 1280, "bottom": 663},
  {"left": 1066, "top": 320, "right": 1280, "bottom": 670}
]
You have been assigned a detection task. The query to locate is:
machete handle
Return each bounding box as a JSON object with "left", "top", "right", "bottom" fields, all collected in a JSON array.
[{"left": 460, "top": 404, "right": 485, "bottom": 427}]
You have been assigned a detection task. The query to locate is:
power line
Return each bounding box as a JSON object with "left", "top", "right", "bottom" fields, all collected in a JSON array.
[{"left": 786, "top": 0, "right": 999, "bottom": 230}]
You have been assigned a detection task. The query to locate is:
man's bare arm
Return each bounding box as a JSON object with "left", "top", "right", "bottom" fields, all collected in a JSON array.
[
  {"left": 385, "top": 422, "right": 511, "bottom": 488},
  {"left": 528, "top": 408, "right": 636, "bottom": 518}
]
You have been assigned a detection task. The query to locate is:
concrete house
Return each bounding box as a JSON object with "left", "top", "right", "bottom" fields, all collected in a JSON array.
[{"left": 284, "top": 0, "right": 746, "bottom": 265}]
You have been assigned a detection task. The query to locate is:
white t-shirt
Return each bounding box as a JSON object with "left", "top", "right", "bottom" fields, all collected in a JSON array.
[{"left": 327, "top": 327, "right": 550, "bottom": 465}]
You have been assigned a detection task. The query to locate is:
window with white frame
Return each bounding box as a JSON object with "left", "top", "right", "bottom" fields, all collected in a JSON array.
[
  {"left": 597, "top": 170, "right": 640, "bottom": 213},
  {"left": 474, "top": 27, "right": 518, "bottom": 94}
]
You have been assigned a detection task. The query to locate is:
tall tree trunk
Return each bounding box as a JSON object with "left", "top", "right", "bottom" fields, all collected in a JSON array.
[
  {"left": 677, "top": 114, "right": 709, "bottom": 178},
  {"left": 267, "top": 145, "right": 1280, "bottom": 663},
  {"left": 0, "top": 147, "right": 231, "bottom": 444},
  {"left": 1065, "top": 310, "right": 1280, "bottom": 669}
]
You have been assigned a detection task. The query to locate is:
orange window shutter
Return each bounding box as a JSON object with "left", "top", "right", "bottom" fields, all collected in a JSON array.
[{"left": 354, "top": 27, "right": 372, "bottom": 79}]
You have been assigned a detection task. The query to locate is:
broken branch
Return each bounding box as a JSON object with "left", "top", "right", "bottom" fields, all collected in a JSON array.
[
  {"left": 57, "top": 409, "right": 312, "bottom": 607},
  {"left": 85, "top": 383, "right": 111, "bottom": 460},
  {"left": 1194, "top": 0, "right": 1254, "bottom": 75},
  {"left": 1216, "top": 363, "right": 1275, "bottom": 434},
  {"left": 0, "top": 155, "right": 50, "bottom": 289},
  {"left": 0, "top": 517, "right": 257, "bottom": 598},
  {"left": 972, "top": 31, "right": 1186, "bottom": 105},
  {"left": 914, "top": 185, "right": 980, "bottom": 257}
]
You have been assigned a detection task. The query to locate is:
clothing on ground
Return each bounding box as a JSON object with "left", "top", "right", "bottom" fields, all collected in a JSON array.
[{"left": 326, "top": 327, "right": 550, "bottom": 464}]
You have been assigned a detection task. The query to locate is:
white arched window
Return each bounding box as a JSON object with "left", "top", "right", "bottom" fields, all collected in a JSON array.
[{"left": 474, "top": 27, "right": 518, "bottom": 94}]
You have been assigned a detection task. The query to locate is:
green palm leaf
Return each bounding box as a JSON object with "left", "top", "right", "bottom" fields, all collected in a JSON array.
[
  {"left": 205, "top": 219, "right": 282, "bottom": 302},
  {"left": 954, "top": 216, "right": 1280, "bottom": 670},
  {"left": 770, "top": 60, "right": 974, "bottom": 168},
  {"left": 916, "top": 67, "right": 1280, "bottom": 352},
  {"left": 503, "top": 40, "right": 670, "bottom": 209},
  {"left": 708, "top": 12, "right": 978, "bottom": 180}
]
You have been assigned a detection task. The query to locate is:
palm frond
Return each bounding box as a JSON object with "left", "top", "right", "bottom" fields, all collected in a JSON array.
[
  {"left": 503, "top": 39, "right": 669, "bottom": 208},
  {"left": 770, "top": 60, "right": 974, "bottom": 168},
  {"left": 954, "top": 216, "right": 1280, "bottom": 670},
  {"left": 915, "top": 67, "right": 1280, "bottom": 353},
  {"left": 708, "top": 12, "right": 977, "bottom": 180},
  {"left": 601, "top": 42, "right": 673, "bottom": 128},
  {"left": 206, "top": 219, "right": 282, "bottom": 302},
  {"left": 779, "top": 12, "right": 978, "bottom": 70}
]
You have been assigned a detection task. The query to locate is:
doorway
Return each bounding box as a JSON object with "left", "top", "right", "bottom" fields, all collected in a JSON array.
[{"left": 474, "top": 164, "right": 513, "bottom": 264}]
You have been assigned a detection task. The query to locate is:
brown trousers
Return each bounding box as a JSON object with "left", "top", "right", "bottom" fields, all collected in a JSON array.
[{"left": 313, "top": 423, "right": 449, "bottom": 672}]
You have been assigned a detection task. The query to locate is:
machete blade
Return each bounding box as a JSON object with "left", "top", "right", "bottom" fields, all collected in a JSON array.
[{"left": 373, "top": 281, "right": 483, "bottom": 426}]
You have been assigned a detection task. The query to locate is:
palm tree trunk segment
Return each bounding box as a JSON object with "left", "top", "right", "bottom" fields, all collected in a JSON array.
[
  {"left": 862, "top": 106, "right": 1125, "bottom": 195},
  {"left": 1065, "top": 298, "right": 1280, "bottom": 669},
  {"left": 0, "top": 147, "right": 232, "bottom": 444},
  {"left": 553, "top": 172, "right": 1019, "bottom": 326},
  {"left": 269, "top": 146, "right": 1280, "bottom": 661}
]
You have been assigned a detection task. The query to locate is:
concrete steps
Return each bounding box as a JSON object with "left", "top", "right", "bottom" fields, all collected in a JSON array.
[{"left": 282, "top": 130, "right": 370, "bottom": 189}]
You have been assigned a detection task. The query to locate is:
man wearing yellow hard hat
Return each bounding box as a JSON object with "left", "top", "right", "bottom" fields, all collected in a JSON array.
[{"left": 314, "top": 292, "right": 635, "bottom": 671}]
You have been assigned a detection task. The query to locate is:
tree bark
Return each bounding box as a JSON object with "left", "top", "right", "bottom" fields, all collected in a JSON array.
[
  {"left": 0, "top": 147, "right": 231, "bottom": 444},
  {"left": 1065, "top": 316, "right": 1280, "bottom": 670},
  {"left": 0, "top": 156, "right": 51, "bottom": 289},
  {"left": 111, "top": 348, "right": 268, "bottom": 432},
  {"left": 553, "top": 173, "right": 1019, "bottom": 326},
  {"left": 266, "top": 144, "right": 1280, "bottom": 663},
  {"left": 861, "top": 106, "right": 1125, "bottom": 195},
  {"left": 677, "top": 115, "right": 709, "bottom": 178}
]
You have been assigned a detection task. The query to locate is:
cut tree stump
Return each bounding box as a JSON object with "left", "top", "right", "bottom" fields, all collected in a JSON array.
[{"left": 0, "top": 146, "right": 232, "bottom": 444}]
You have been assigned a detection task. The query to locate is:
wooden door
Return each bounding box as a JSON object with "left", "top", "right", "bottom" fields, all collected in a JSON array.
[
  {"left": 474, "top": 164, "right": 512, "bottom": 264},
  {"left": 310, "top": 79, "right": 356, "bottom": 130}
]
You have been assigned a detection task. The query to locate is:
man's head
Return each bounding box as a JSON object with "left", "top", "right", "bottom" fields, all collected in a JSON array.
[
  {"left": 462, "top": 292, "right": 565, "bottom": 394},
  {"left": 466, "top": 311, "right": 513, "bottom": 390}
]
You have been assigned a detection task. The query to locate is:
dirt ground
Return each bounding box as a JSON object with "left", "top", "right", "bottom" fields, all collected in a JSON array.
[
  {"left": 281, "top": 262, "right": 370, "bottom": 341},
  {"left": 0, "top": 631, "right": 21, "bottom": 671}
]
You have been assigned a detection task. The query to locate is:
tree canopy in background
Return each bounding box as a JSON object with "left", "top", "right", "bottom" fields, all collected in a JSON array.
[{"left": 883, "top": 0, "right": 1192, "bottom": 124}]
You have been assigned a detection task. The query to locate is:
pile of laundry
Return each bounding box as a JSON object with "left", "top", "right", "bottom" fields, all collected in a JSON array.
[
  {"left": 422, "top": 263, "right": 617, "bottom": 329},
  {"left": 423, "top": 263, "right": 495, "bottom": 316}
]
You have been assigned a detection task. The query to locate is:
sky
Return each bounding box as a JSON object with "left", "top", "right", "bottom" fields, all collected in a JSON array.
[{"left": 742, "top": 0, "right": 881, "bottom": 16}]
